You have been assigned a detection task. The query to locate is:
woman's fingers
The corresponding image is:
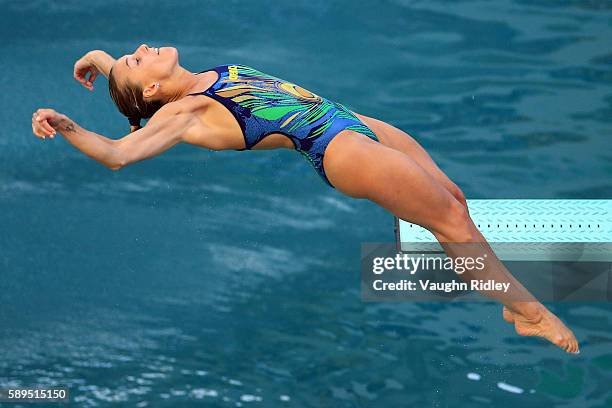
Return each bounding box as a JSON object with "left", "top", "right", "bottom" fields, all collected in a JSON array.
[
  {"left": 74, "top": 60, "right": 97, "bottom": 90},
  {"left": 89, "top": 70, "right": 97, "bottom": 82},
  {"left": 31, "top": 122, "right": 43, "bottom": 139},
  {"left": 31, "top": 112, "right": 44, "bottom": 138},
  {"left": 41, "top": 119, "right": 56, "bottom": 136},
  {"left": 74, "top": 66, "right": 87, "bottom": 83},
  {"left": 32, "top": 121, "right": 47, "bottom": 139},
  {"left": 86, "top": 70, "right": 97, "bottom": 89},
  {"left": 76, "top": 72, "right": 92, "bottom": 89},
  {"left": 81, "top": 69, "right": 94, "bottom": 90},
  {"left": 33, "top": 118, "right": 50, "bottom": 138},
  {"left": 38, "top": 115, "right": 56, "bottom": 136},
  {"left": 32, "top": 109, "right": 57, "bottom": 138}
]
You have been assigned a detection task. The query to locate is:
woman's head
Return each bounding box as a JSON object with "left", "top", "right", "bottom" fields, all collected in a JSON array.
[{"left": 108, "top": 44, "right": 180, "bottom": 130}]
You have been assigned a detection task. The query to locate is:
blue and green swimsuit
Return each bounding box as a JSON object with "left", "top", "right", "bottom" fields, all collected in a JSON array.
[{"left": 188, "top": 64, "right": 379, "bottom": 187}]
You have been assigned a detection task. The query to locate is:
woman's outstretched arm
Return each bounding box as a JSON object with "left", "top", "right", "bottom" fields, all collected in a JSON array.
[{"left": 31, "top": 106, "right": 201, "bottom": 170}]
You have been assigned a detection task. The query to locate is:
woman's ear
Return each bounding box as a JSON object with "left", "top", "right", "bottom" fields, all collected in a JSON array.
[{"left": 143, "top": 82, "right": 160, "bottom": 99}]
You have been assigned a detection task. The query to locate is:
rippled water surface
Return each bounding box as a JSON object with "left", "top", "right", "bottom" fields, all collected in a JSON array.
[{"left": 1, "top": 0, "right": 611, "bottom": 407}]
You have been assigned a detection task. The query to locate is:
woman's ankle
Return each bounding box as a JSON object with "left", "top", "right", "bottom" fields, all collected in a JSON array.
[{"left": 508, "top": 301, "right": 545, "bottom": 319}]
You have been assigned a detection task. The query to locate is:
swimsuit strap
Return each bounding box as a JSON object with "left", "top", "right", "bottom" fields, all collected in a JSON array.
[{"left": 187, "top": 67, "right": 221, "bottom": 96}]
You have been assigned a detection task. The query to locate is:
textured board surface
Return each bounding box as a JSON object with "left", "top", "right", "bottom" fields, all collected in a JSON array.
[{"left": 397, "top": 200, "right": 612, "bottom": 261}]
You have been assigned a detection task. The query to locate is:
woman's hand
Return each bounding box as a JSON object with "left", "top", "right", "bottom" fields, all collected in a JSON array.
[
  {"left": 73, "top": 52, "right": 99, "bottom": 91},
  {"left": 31, "top": 108, "right": 64, "bottom": 139},
  {"left": 73, "top": 50, "right": 116, "bottom": 90}
]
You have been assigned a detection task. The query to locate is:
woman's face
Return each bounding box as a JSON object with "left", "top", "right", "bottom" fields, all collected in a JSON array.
[{"left": 112, "top": 44, "right": 179, "bottom": 95}]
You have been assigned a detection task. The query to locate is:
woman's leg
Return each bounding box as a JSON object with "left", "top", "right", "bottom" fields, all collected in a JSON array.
[
  {"left": 323, "top": 130, "right": 579, "bottom": 353},
  {"left": 354, "top": 116, "right": 524, "bottom": 331}
]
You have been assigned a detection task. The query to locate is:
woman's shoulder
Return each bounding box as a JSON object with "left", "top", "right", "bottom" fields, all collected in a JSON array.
[
  {"left": 152, "top": 100, "right": 184, "bottom": 117},
  {"left": 151, "top": 96, "right": 205, "bottom": 120}
]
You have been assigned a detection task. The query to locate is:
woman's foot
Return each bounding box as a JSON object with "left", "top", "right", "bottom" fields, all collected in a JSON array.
[{"left": 502, "top": 304, "right": 580, "bottom": 354}]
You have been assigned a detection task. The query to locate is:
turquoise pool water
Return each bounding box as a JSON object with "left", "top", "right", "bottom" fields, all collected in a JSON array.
[{"left": 0, "top": 1, "right": 611, "bottom": 406}]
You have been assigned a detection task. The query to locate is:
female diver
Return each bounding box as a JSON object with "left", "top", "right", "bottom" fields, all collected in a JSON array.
[{"left": 31, "top": 44, "right": 579, "bottom": 353}]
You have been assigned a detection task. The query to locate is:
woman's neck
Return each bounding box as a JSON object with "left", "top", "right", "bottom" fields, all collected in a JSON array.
[{"left": 165, "top": 67, "right": 216, "bottom": 102}]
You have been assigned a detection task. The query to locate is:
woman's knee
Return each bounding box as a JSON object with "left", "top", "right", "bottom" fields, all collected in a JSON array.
[
  {"left": 451, "top": 184, "right": 468, "bottom": 209},
  {"left": 431, "top": 199, "right": 478, "bottom": 243}
]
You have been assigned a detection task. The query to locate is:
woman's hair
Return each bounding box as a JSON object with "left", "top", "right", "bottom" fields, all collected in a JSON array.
[{"left": 108, "top": 67, "right": 164, "bottom": 132}]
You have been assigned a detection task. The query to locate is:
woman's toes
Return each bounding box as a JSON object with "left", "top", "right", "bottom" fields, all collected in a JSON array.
[
  {"left": 552, "top": 334, "right": 565, "bottom": 348},
  {"left": 502, "top": 306, "right": 515, "bottom": 323}
]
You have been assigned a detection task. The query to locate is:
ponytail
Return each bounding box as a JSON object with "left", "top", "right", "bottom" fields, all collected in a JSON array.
[
  {"left": 128, "top": 116, "right": 141, "bottom": 133},
  {"left": 108, "top": 66, "right": 162, "bottom": 133}
]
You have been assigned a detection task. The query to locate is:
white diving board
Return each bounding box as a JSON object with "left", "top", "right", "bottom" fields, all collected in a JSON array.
[{"left": 395, "top": 200, "right": 612, "bottom": 262}]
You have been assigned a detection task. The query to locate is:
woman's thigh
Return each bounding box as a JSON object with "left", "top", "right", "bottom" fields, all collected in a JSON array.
[
  {"left": 353, "top": 112, "right": 465, "bottom": 204},
  {"left": 323, "top": 130, "right": 460, "bottom": 233}
]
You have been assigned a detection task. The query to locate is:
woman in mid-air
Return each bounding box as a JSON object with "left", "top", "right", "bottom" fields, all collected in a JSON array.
[{"left": 31, "top": 44, "right": 579, "bottom": 353}]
